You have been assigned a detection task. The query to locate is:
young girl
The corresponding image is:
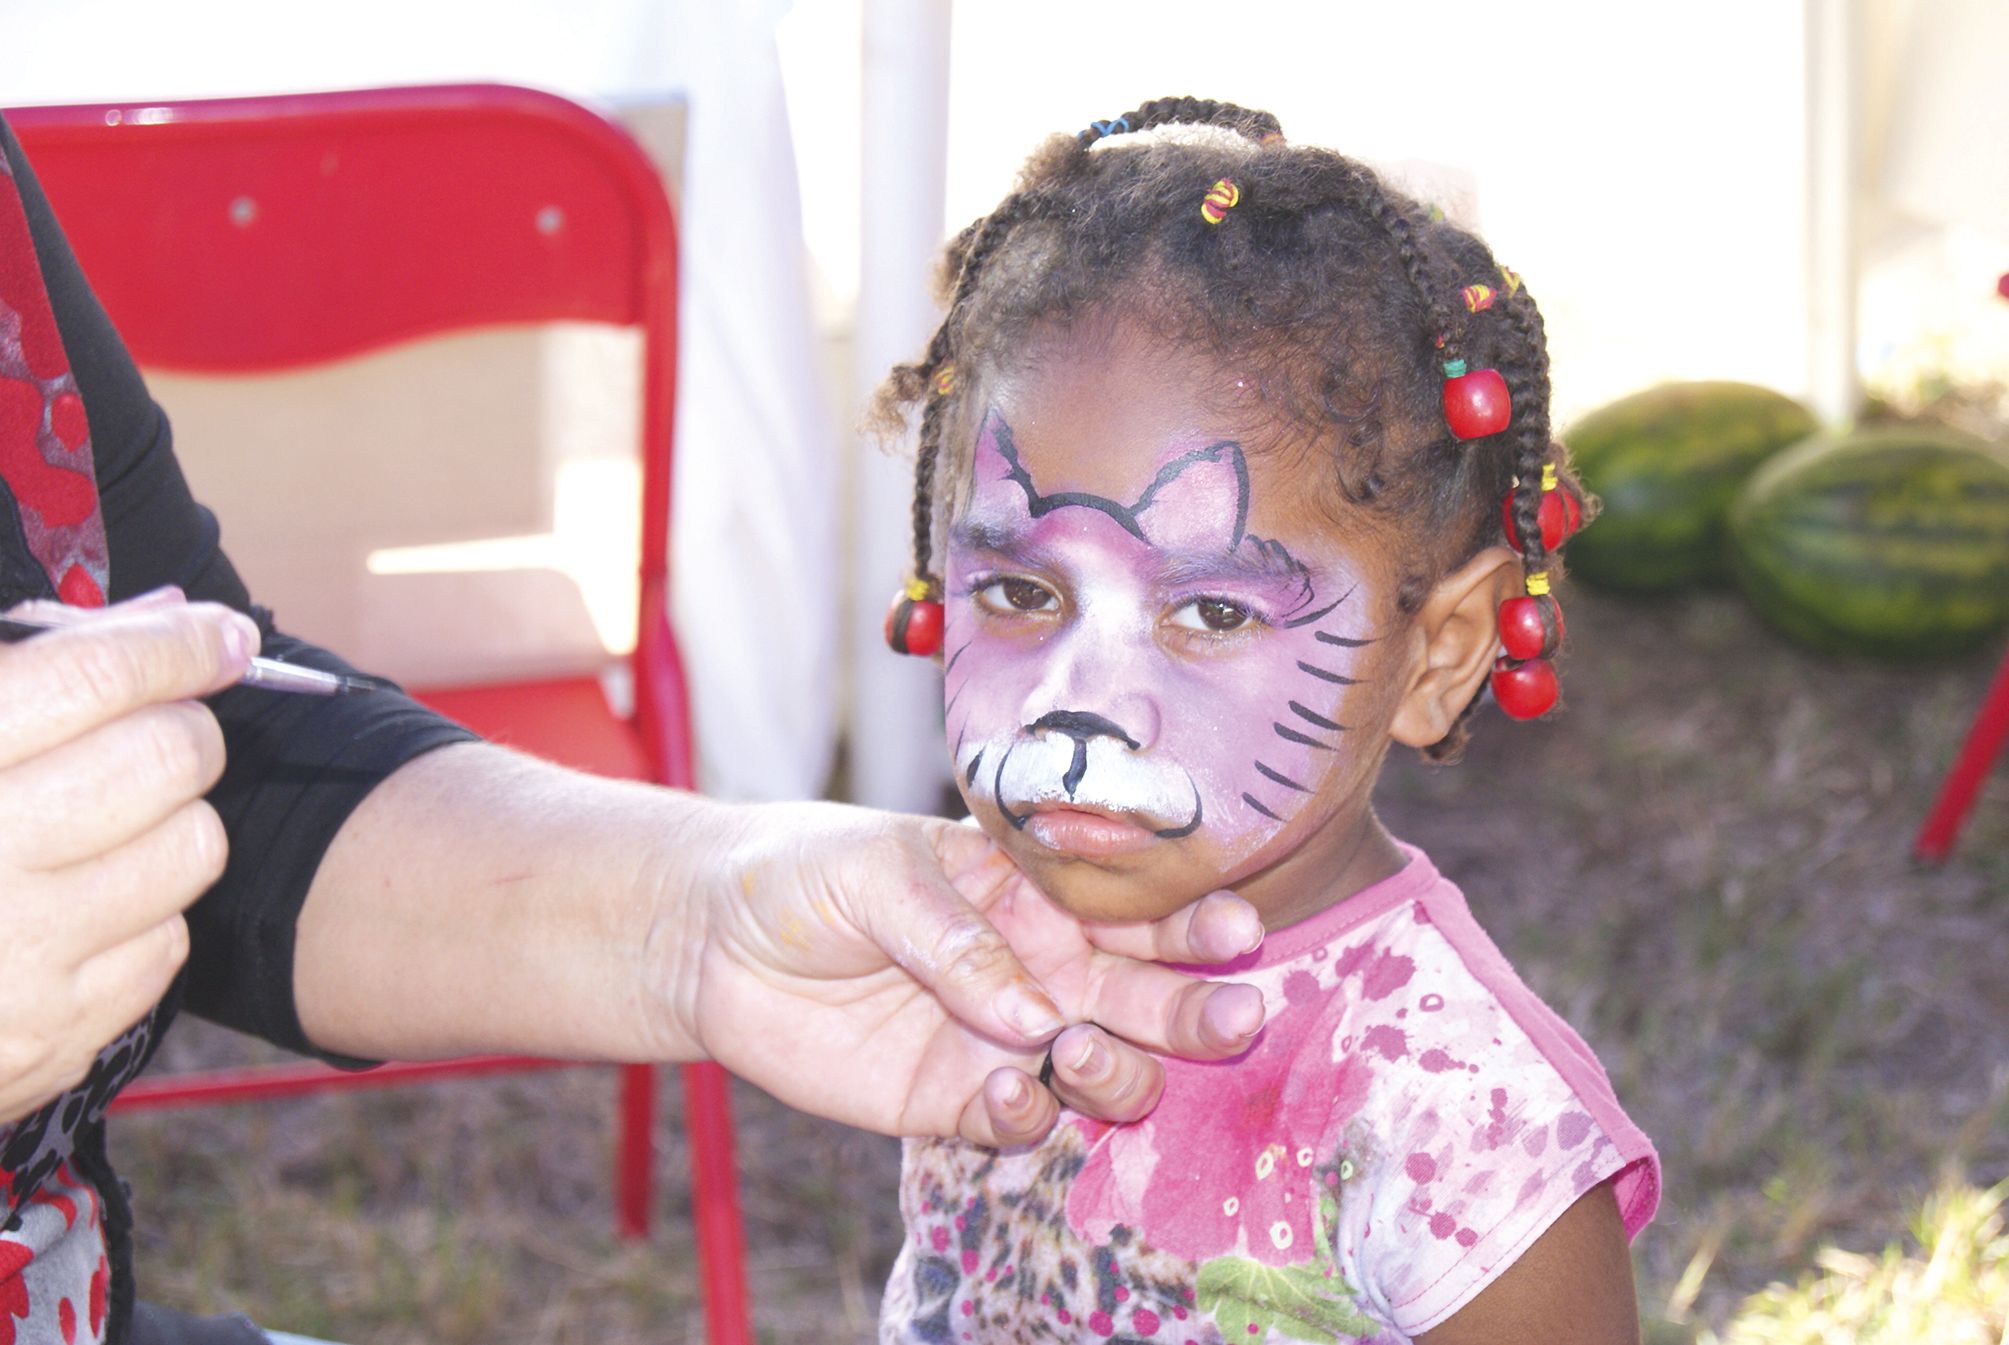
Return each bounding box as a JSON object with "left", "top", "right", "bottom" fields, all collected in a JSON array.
[{"left": 873, "top": 98, "right": 1660, "bottom": 1343}]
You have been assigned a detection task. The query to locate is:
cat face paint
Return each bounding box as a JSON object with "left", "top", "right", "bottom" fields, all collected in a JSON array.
[{"left": 942, "top": 394, "right": 1390, "bottom": 924}]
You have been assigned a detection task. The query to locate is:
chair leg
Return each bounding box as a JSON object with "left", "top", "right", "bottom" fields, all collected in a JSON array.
[
  {"left": 684, "top": 1061, "right": 751, "bottom": 1345},
  {"left": 616, "top": 1063, "right": 656, "bottom": 1240},
  {"left": 1914, "top": 643, "right": 2009, "bottom": 865}
]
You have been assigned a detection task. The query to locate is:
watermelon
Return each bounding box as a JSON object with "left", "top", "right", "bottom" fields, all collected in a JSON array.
[
  {"left": 1564, "top": 382, "right": 1819, "bottom": 590},
  {"left": 1728, "top": 425, "right": 2009, "bottom": 659}
]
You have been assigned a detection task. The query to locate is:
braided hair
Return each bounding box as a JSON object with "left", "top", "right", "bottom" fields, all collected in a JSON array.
[{"left": 871, "top": 96, "right": 1587, "bottom": 761}]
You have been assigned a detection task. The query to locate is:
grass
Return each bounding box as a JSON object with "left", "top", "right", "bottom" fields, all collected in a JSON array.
[
  {"left": 121, "top": 584, "right": 2009, "bottom": 1342},
  {"left": 1705, "top": 1178, "right": 2009, "bottom": 1344}
]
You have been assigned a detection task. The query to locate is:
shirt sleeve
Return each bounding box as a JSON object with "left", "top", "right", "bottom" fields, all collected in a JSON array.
[
  {"left": 1326, "top": 897, "right": 1659, "bottom": 1337},
  {"left": 4, "top": 115, "right": 479, "bottom": 1060}
]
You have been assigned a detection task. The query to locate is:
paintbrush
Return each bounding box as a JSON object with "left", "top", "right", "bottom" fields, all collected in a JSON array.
[{"left": 0, "top": 613, "right": 391, "bottom": 697}]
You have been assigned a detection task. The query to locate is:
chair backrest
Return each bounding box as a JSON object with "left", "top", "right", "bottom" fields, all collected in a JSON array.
[{"left": 9, "top": 85, "right": 692, "bottom": 783}]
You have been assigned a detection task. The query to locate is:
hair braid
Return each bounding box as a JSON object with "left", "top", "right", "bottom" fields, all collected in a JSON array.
[
  {"left": 1362, "top": 193, "right": 1461, "bottom": 368},
  {"left": 1078, "top": 96, "right": 1283, "bottom": 149},
  {"left": 902, "top": 190, "right": 1057, "bottom": 589},
  {"left": 1422, "top": 280, "right": 1556, "bottom": 765}
]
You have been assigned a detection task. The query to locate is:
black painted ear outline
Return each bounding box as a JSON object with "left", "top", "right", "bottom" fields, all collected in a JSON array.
[{"left": 978, "top": 408, "right": 1250, "bottom": 546}]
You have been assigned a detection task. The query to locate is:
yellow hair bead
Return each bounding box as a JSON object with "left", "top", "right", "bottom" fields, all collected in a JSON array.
[
  {"left": 1500, "top": 266, "right": 1522, "bottom": 296},
  {"left": 1541, "top": 463, "right": 1558, "bottom": 491},
  {"left": 1463, "top": 284, "right": 1495, "bottom": 313},
  {"left": 904, "top": 576, "right": 933, "bottom": 603},
  {"left": 1524, "top": 571, "right": 1551, "bottom": 597},
  {"left": 1200, "top": 178, "right": 1241, "bottom": 225},
  {"left": 933, "top": 364, "right": 956, "bottom": 396}
]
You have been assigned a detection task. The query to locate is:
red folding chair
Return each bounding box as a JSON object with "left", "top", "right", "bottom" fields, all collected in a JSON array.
[
  {"left": 9, "top": 85, "right": 749, "bottom": 1344},
  {"left": 1914, "top": 640, "right": 2009, "bottom": 864},
  {"left": 1911, "top": 272, "right": 2009, "bottom": 868}
]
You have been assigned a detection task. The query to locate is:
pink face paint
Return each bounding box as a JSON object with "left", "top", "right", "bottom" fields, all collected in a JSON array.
[{"left": 941, "top": 409, "right": 1379, "bottom": 868}]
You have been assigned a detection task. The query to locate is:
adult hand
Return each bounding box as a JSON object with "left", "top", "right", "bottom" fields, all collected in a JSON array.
[
  {"left": 0, "top": 590, "right": 258, "bottom": 1123},
  {"left": 673, "top": 801, "right": 1267, "bottom": 1147}
]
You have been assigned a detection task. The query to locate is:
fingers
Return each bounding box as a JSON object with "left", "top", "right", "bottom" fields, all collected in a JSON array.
[
  {"left": 1042, "top": 1024, "right": 1165, "bottom": 1124},
  {"left": 1073, "top": 957, "right": 1267, "bottom": 1062},
  {"left": 0, "top": 907, "right": 192, "bottom": 1127},
  {"left": 70, "top": 912, "right": 191, "bottom": 1052},
  {"left": 39, "top": 799, "right": 228, "bottom": 965},
  {"left": 1081, "top": 889, "right": 1265, "bottom": 966},
  {"left": 863, "top": 838, "right": 1066, "bottom": 1049},
  {"left": 0, "top": 700, "right": 227, "bottom": 870},
  {"left": 0, "top": 600, "right": 258, "bottom": 768},
  {"left": 960, "top": 1065, "right": 1061, "bottom": 1148},
  {"left": 961, "top": 1025, "right": 1182, "bottom": 1143}
]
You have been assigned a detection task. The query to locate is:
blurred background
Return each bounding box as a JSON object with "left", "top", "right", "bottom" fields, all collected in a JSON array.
[{"left": 4, "top": 1, "right": 2006, "bottom": 1341}]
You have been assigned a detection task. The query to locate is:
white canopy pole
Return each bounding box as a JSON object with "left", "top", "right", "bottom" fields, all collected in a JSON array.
[
  {"left": 847, "top": 0, "right": 954, "bottom": 811},
  {"left": 1804, "top": 0, "right": 1862, "bottom": 424}
]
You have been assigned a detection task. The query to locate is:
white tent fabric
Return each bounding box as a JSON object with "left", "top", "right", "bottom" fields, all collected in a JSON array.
[{"left": 660, "top": 1, "right": 842, "bottom": 801}]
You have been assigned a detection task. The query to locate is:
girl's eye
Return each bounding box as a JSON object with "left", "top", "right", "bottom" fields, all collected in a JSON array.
[
  {"left": 976, "top": 577, "right": 1058, "bottom": 614},
  {"left": 1170, "top": 597, "right": 1255, "bottom": 633}
]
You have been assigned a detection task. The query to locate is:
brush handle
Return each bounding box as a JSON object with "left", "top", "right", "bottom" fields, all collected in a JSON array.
[{"left": 0, "top": 615, "right": 388, "bottom": 697}]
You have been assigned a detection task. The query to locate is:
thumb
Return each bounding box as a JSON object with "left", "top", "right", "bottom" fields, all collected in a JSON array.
[{"left": 854, "top": 825, "right": 1067, "bottom": 1048}]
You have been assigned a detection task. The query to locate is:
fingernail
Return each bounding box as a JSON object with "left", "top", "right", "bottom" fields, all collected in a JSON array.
[
  {"left": 1000, "top": 1074, "right": 1030, "bottom": 1111},
  {"left": 1072, "top": 1034, "right": 1109, "bottom": 1078},
  {"left": 1206, "top": 984, "right": 1264, "bottom": 1047},
  {"left": 222, "top": 615, "right": 258, "bottom": 667},
  {"left": 999, "top": 985, "right": 1063, "bottom": 1041}
]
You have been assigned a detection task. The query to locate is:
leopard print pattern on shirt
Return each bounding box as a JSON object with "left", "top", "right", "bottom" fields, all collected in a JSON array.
[{"left": 885, "top": 1126, "right": 1213, "bottom": 1345}]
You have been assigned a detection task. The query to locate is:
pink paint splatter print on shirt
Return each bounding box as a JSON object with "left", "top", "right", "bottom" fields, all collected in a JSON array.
[{"left": 880, "top": 846, "right": 1660, "bottom": 1343}]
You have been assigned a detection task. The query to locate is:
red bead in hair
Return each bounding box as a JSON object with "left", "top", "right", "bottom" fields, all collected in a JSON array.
[
  {"left": 1500, "top": 486, "right": 1583, "bottom": 550},
  {"left": 1490, "top": 655, "right": 1559, "bottom": 720},
  {"left": 1497, "top": 595, "right": 1563, "bottom": 662},
  {"left": 1442, "top": 367, "right": 1512, "bottom": 440},
  {"left": 884, "top": 591, "right": 944, "bottom": 657}
]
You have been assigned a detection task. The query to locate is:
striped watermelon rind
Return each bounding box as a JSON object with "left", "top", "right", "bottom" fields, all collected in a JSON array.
[
  {"left": 1565, "top": 381, "right": 1820, "bottom": 591},
  {"left": 1728, "top": 425, "right": 2009, "bottom": 660}
]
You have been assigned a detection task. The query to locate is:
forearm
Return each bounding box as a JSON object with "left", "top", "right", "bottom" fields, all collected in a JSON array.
[{"left": 292, "top": 741, "right": 734, "bottom": 1063}]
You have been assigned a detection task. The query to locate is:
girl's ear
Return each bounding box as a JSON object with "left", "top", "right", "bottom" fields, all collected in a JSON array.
[{"left": 1389, "top": 546, "right": 1520, "bottom": 748}]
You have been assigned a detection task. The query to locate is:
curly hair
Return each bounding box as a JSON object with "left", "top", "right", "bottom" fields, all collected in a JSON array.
[{"left": 872, "top": 96, "right": 1586, "bottom": 760}]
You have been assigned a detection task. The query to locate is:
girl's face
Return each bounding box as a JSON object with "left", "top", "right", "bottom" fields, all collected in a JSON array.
[{"left": 941, "top": 331, "right": 1413, "bottom": 926}]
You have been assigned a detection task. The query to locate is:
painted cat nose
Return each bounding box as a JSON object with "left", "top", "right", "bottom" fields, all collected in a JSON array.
[{"left": 1027, "top": 709, "right": 1140, "bottom": 749}]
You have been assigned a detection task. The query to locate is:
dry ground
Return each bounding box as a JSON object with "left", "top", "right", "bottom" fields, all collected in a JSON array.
[{"left": 122, "top": 584, "right": 2009, "bottom": 1342}]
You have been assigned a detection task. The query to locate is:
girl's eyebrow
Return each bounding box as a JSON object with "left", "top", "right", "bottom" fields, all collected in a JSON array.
[
  {"left": 949, "top": 519, "right": 1034, "bottom": 556},
  {"left": 1157, "top": 546, "right": 1313, "bottom": 591},
  {"left": 954, "top": 519, "right": 1317, "bottom": 593}
]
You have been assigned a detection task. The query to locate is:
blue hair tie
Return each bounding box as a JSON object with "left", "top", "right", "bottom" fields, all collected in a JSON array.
[{"left": 1087, "top": 115, "right": 1131, "bottom": 138}]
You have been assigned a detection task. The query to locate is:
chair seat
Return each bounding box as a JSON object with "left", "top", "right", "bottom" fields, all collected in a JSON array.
[{"left": 414, "top": 673, "right": 650, "bottom": 780}]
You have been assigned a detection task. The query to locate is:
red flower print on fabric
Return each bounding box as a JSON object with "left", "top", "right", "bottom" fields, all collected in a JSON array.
[
  {"left": 0, "top": 1239, "right": 34, "bottom": 1345},
  {"left": 1067, "top": 969, "right": 1367, "bottom": 1266}
]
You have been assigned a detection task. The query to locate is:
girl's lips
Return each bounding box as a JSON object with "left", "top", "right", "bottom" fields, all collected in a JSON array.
[{"left": 1022, "top": 805, "right": 1161, "bottom": 858}]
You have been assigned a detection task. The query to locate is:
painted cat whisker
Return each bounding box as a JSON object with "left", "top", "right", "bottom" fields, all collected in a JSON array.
[
  {"left": 1272, "top": 723, "right": 1333, "bottom": 751},
  {"left": 1241, "top": 793, "right": 1285, "bottom": 822},
  {"left": 1288, "top": 701, "right": 1347, "bottom": 733},
  {"left": 1253, "top": 761, "right": 1310, "bottom": 793},
  {"left": 1314, "top": 630, "right": 1374, "bottom": 649},
  {"left": 1295, "top": 662, "right": 1361, "bottom": 686},
  {"left": 1282, "top": 586, "right": 1354, "bottom": 629}
]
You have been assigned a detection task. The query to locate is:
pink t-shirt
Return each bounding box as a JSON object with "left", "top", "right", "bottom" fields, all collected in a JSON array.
[{"left": 881, "top": 845, "right": 1660, "bottom": 1343}]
